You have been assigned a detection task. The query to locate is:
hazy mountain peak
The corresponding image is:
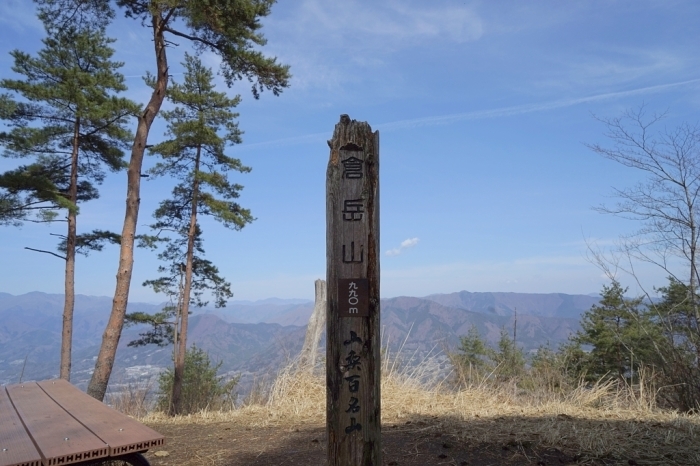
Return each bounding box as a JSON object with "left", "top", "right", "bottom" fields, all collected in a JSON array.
[
  {"left": 230, "top": 297, "right": 313, "bottom": 305},
  {"left": 422, "top": 290, "right": 599, "bottom": 319}
]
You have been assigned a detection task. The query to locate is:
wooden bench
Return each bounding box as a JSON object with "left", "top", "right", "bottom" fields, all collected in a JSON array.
[{"left": 0, "top": 379, "right": 165, "bottom": 466}]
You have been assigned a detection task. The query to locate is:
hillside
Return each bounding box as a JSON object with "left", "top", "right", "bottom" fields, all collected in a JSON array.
[
  {"left": 423, "top": 290, "right": 599, "bottom": 319},
  {"left": 0, "top": 293, "right": 306, "bottom": 391},
  {"left": 0, "top": 290, "right": 596, "bottom": 391}
]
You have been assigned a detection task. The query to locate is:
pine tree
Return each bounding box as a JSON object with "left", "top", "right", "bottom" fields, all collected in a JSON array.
[
  {"left": 648, "top": 278, "right": 700, "bottom": 410},
  {"left": 0, "top": 17, "right": 137, "bottom": 381},
  {"left": 156, "top": 345, "right": 239, "bottom": 415},
  {"left": 573, "top": 280, "right": 645, "bottom": 381},
  {"left": 34, "top": 0, "right": 291, "bottom": 402},
  {"left": 494, "top": 327, "right": 525, "bottom": 378},
  {"left": 654, "top": 278, "right": 700, "bottom": 347},
  {"left": 457, "top": 325, "right": 493, "bottom": 371},
  {"left": 138, "top": 54, "right": 252, "bottom": 415},
  {"left": 0, "top": 190, "right": 23, "bottom": 226},
  {"left": 453, "top": 325, "right": 494, "bottom": 385}
]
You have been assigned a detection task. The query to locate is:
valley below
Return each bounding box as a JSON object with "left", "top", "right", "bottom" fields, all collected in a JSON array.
[{"left": 0, "top": 290, "right": 598, "bottom": 398}]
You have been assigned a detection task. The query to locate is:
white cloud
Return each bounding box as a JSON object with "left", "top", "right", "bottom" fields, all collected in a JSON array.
[
  {"left": 0, "top": 1, "right": 41, "bottom": 32},
  {"left": 386, "top": 237, "right": 419, "bottom": 256},
  {"left": 384, "top": 2, "right": 484, "bottom": 43},
  {"left": 261, "top": 1, "right": 485, "bottom": 92},
  {"left": 533, "top": 46, "right": 687, "bottom": 95},
  {"left": 290, "top": 0, "right": 484, "bottom": 46},
  {"left": 401, "top": 238, "right": 419, "bottom": 248}
]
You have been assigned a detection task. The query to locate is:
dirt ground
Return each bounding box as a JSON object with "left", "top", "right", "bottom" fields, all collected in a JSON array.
[
  {"left": 136, "top": 373, "right": 700, "bottom": 465},
  {"left": 141, "top": 420, "right": 578, "bottom": 466}
]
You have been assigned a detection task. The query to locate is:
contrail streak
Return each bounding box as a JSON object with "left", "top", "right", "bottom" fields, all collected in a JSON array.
[
  {"left": 238, "top": 78, "right": 700, "bottom": 150},
  {"left": 377, "top": 78, "right": 700, "bottom": 131}
]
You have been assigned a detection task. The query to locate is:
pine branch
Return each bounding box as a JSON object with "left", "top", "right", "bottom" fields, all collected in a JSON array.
[
  {"left": 163, "top": 27, "right": 217, "bottom": 49},
  {"left": 24, "top": 246, "right": 66, "bottom": 261}
]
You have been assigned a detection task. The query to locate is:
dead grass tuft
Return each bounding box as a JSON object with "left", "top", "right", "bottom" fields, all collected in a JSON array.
[
  {"left": 136, "top": 349, "right": 700, "bottom": 464},
  {"left": 106, "top": 379, "right": 155, "bottom": 418},
  {"left": 266, "top": 360, "right": 325, "bottom": 424}
]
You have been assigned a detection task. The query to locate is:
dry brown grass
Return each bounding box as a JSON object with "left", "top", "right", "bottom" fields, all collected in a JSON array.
[
  {"left": 106, "top": 379, "right": 155, "bottom": 418},
  {"left": 131, "top": 351, "right": 700, "bottom": 465}
]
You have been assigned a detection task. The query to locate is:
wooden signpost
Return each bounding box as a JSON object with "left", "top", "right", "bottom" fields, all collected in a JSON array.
[{"left": 326, "top": 115, "right": 381, "bottom": 465}]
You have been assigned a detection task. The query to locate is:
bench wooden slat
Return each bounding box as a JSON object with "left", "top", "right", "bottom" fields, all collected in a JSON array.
[
  {"left": 0, "top": 387, "right": 42, "bottom": 466},
  {"left": 6, "top": 383, "right": 109, "bottom": 466},
  {"left": 37, "top": 380, "right": 165, "bottom": 456}
]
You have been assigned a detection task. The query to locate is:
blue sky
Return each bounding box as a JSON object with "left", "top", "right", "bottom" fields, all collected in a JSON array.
[{"left": 1, "top": 0, "right": 699, "bottom": 302}]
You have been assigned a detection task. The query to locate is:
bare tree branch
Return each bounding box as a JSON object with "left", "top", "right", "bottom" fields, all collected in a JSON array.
[{"left": 24, "top": 246, "right": 66, "bottom": 261}]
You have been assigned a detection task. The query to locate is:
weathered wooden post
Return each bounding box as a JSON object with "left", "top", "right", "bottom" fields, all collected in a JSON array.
[
  {"left": 300, "top": 279, "right": 327, "bottom": 372},
  {"left": 326, "top": 115, "right": 380, "bottom": 465}
]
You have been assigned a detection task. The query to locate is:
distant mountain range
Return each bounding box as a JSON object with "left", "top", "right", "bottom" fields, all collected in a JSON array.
[{"left": 0, "top": 290, "right": 600, "bottom": 394}]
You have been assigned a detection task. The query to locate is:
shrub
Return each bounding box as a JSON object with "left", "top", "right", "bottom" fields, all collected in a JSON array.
[
  {"left": 451, "top": 325, "right": 494, "bottom": 385},
  {"left": 493, "top": 328, "right": 525, "bottom": 379},
  {"left": 524, "top": 343, "right": 578, "bottom": 394},
  {"left": 157, "top": 345, "right": 239, "bottom": 414}
]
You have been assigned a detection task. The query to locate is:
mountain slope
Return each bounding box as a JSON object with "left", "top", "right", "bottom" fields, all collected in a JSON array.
[
  {"left": 424, "top": 290, "right": 599, "bottom": 319},
  {"left": 381, "top": 296, "right": 580, "bottom": 354},
  {"left": 0, "top": 290, "right": 595, "bottom": 391}
]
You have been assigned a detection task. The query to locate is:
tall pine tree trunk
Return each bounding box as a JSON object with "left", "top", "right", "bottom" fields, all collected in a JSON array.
[
  {"left": 60, "top": 117, "right": 80, "bottom": 381},
  {"left": 87, "top": 12, "right": 169, "bottom": 401},
  {"left": 170, "top": 147, "right": 201, "bottom": 415}
]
